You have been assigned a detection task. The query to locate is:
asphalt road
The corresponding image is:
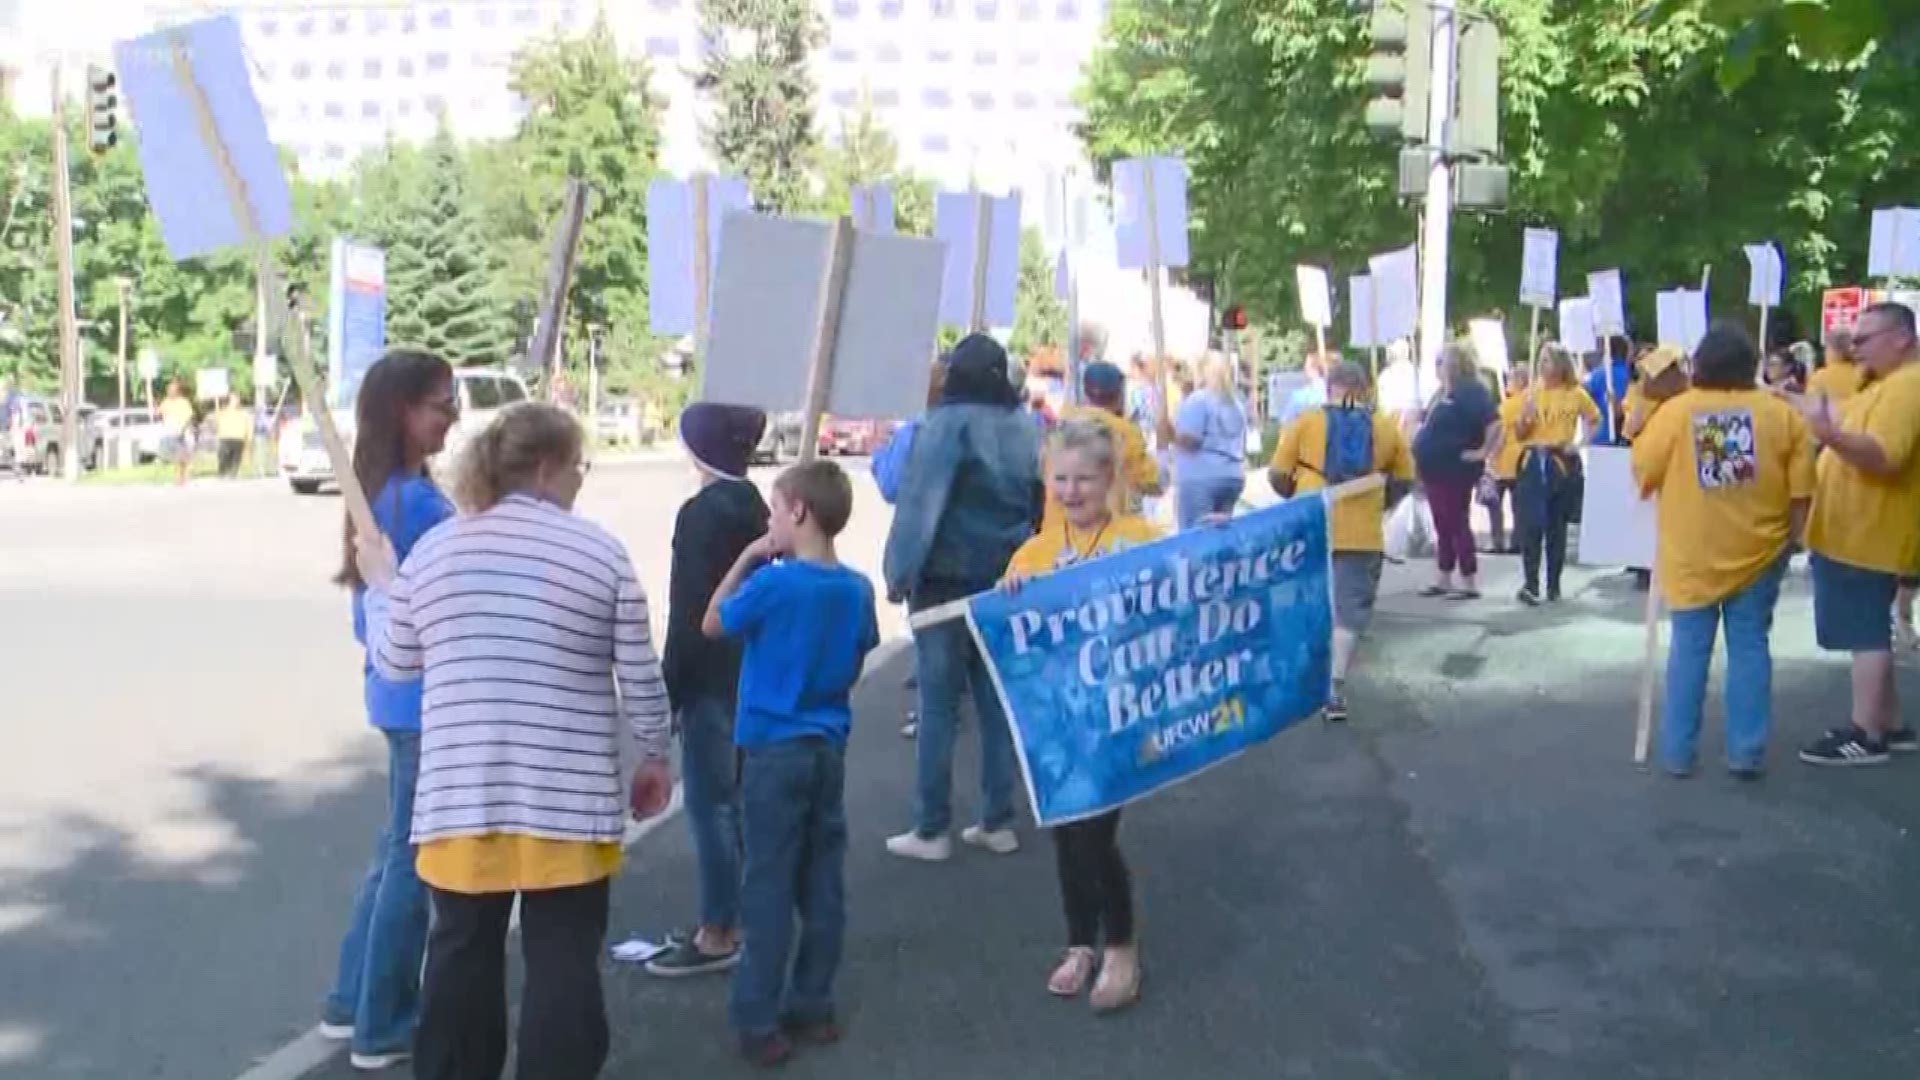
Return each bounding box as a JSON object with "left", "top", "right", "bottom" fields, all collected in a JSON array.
[{"left": 4, "top": 465, "right": 1919, "bottom": 1080}]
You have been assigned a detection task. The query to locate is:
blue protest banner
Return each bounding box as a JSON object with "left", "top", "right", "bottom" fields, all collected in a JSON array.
[
  {"left": 114, "top": 15, "right": 292, "bottom": 260},
  {"left": 966, "top": 495, "right": 1334, "bottom": 826},
  {"left": 326, "top": 238, "right": 386, "bottom": 409}
]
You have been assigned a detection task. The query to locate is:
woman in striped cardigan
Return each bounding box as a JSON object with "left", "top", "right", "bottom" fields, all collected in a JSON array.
[{"left": 359, "top": 402, "right": 674, "bottom": 1080}]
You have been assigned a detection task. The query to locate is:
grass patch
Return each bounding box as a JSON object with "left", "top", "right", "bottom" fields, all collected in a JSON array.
[{"left": 80, "top": 448, "right": 272, "bottom": 486}]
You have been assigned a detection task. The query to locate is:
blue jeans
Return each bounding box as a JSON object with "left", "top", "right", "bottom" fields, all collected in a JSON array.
[
  {"left": 730, "top": 738, "right": 848, "bottom": 1038},
  {"left": 324, "top": 729, "right": 429, "bottom": 1054},
  {"left": 909, "top": 605, "right": 1017, "bottom": 836},
  {"left": 679, "top": 696, "right": 742, "bottom": 930},
  {"left": 1175, "top": 475, "right": 1246, "bottom": 530},
  {"left": 1660, "top": 555, "right": 1788, "bottom": 773}
]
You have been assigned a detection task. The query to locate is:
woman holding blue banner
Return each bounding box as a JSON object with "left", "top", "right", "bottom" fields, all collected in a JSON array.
[{"left": 1002, "top": 420, "right": 1161, "bottom": 1012}]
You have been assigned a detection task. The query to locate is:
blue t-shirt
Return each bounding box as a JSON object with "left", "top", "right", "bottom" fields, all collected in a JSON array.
[
  {"left": 719, "top": 559, "right": 879, "bottom": 748},
  {"left": 1583, "top": 360, "right": 1631, "bottom": 444},
  {"left": 353, "top": 473, "right": 455, "bottom": 731},
  {"left": 1172, "top": 389, "right": 1248, "bottom": 484}
]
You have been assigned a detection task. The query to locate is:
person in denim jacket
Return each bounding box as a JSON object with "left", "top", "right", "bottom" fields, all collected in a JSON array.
[{"left": 882, "top": 334, "right": 1043, "bottom": 862}]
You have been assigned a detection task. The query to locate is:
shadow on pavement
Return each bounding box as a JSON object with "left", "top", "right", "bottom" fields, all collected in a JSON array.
[{"left": 0, "top": 762, "right": 385, "bottom": 1080}]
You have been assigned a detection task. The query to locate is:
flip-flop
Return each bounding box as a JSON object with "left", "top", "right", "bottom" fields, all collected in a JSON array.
[
  {"left": 1417, "top": 585, "right": 1451, "bottom": 598},
  {"left": 1446, "top": 589, "right": 1481, "bottom": 600}
]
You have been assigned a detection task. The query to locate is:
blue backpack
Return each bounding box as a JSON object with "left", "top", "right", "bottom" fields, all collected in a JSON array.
[
  {"left": 1321, "top": 404, "right": 1376, "bottom": 484},
  {"left": 872, "top": 418, "right": 919, "bottom": 504}
]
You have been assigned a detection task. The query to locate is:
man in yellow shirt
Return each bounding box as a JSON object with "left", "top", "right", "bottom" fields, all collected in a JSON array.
[
  {"left": 1043, "top": 361, "right": 1164, "bottom": 531},
  {"left": 213, "top": 394, "right": 253, "bottom": 479},
  {"left": 1797, "top": 303, "right": 1920, "bottom": 766},
  {"left": 158, "top": 379, "right": 197, "bottom": 487},
  {"left": 1805, "top": 328, "right": 1862, "bottom": 405},
  {"left": 1268, "top": 360, "right": 1415, "bottom": 722},
  {"left": 1631, "top": 326, "right": 1814, "bottom": 779}
]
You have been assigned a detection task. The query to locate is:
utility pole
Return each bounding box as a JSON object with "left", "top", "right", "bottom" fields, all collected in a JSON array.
[
  {"left": 1417, "top": 0, "right": 1458, "bottom": 394},
  {"left": 116, "top": 278, "right": 130, "bottom": 415},
  {"left": 50, "top": 65, "right": 83, "bottom": 482},
  {"left": 253, "top": 269, "right": 268, "bottom": 412}
]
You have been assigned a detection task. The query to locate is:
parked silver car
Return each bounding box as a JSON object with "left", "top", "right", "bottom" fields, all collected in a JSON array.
[{"left": 3, "top": 395, "right": 102, "bottom": 475}]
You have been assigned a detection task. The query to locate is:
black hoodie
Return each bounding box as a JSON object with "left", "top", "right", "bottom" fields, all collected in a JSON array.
[{"left": 662, "top": 477, "right": 770, "bottom": 712}]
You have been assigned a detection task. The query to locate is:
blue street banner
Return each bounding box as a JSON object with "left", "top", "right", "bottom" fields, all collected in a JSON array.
[
  {"left": 327, "top": 238, "right": 386, "bottom": 409},
  {"left": 114, "top": 15, "right": 293, "bottom": 260},
  {"left": 967, "top": 496, "right": 1334, "bottom": 826}
]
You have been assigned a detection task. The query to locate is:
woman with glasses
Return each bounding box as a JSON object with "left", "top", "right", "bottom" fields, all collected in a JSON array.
[
  {"left": 321, "top": 349, "right": 460, "bottom": 1071},
  {"left": 357, "top": 402, "right": 674, "bottom": 1079}
]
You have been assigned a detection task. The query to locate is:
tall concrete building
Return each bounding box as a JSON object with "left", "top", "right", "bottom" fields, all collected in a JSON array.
[{"left": 6, "top": 0, "right": 1107, "bottom": 205}]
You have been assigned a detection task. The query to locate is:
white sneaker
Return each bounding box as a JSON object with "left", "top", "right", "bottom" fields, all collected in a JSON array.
[
  {"left": 885, "top": 830, "right": 952, "bottom": 862},
  {"left": 317, "top": 1022, "right": 354, "bottom": 1041},
  {"left": 960, "top": 825, "right": 1019, "bottom": 855},
  {"left": 350, "top": 1049, "right": 412, "bottom": 1071}
]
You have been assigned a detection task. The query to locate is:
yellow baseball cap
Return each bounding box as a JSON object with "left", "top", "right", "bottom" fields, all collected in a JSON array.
[{"left": 1638, "top": 345, "right": 1684, "bottom": 380}]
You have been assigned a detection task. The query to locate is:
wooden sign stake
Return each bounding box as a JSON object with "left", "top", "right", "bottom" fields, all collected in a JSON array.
[
  {"left": 1633, "top": 560, "right": 1664, "bottom": 765},
  {"left": 797, "top": 216, "right": 858, "bottom": 464},
  {"left": 165, "top": 32, "right": 377, "bottom": 542},
  {"left": 1527, "top": 305, "right": 1542, "bottom": 382},
  {"left": 969, "top": 191, "right": 992, "bottom": 333},
  {"left": 1141, "top": 161, "right": 1172, "bottom": 411},
  {"left": 692, "top": 173, "right": 712, "bottom": 357}
]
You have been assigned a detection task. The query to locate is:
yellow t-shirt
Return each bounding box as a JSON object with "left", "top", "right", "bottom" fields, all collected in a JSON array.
[
  {"left": 159, "top": 396, "right": 195, "bottom": 436},
  {"left": 1006, "top": 513, "right": 1163, "bottom": 578},
  {"left": 1492, "top": 393, "right": 1528, "bottom": 480},
  {"left": 417, "top": 835, "right": 621, "bottom": 895},
  {"left": 215, "top": 407, "right": 252, "bottom": 441},
  {"left": 1268, "top": 406, "right": 1415, "bottom": 553},
  {"left": 1513, "top": 385, "right": 1602, "bottom": 448},
  {"left": 1806, "top": 360, "right": 1863, "bottom": 404},
  {"left": 1041, "top": 405, "right": 1164, "bottom": 532},
  {"left": 1807, "top": 361, "right": 1920, "bottom": 575},
  {"left": 1629, "top": 389, "right": 1815, "bottom": 609}
]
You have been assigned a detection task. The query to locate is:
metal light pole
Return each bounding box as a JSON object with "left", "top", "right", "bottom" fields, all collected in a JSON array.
[
  {"left": 50, "top": 65, "right": 83, "bottom": 482},
  {"left": 1416, "top": 0, "right": 1459, "bottom": 397}
]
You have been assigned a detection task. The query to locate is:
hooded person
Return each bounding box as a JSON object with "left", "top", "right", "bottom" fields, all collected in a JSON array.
[
  {"left": 883, "top": 333, "right": 1043, "bottom": 862},
  {"left": 649, "top": 401, "right": 774, "bottom": 977}
]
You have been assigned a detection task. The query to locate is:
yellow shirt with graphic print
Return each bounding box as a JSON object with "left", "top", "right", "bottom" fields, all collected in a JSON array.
[
  {"left": 1630, "top": 388, "right": 1814, "bottom": 610},
  {"left": 1268, "top": 406, "right": 1415, "bottom": 554},
  {"left": 1007, "top": 513, "right": 1164, "bottom": 580},
  {"left": 1807, "top": 361, "right": 1920, "bottom": 575}
]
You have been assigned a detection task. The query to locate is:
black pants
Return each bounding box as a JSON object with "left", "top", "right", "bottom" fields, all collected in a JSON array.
[
  {"left": 1052, "top": 811, "right": 1133, "bottom": 948},
  {"left": 1517, "top": 452, "right": 1578, "bottom": 595},
  {"left": 216, "top": 438, "right": 245, "bottom": 477},
  {"left": 416, "top": 878, "right": 611, "bottom": 1080}
]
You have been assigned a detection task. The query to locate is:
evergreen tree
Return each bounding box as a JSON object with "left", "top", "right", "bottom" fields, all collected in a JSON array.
[
  {"left": 696, "top": 0, "right": 827, "bottom": 212},
  {"left": 381, "top": 128, "right": 511, "bottom": 366}
]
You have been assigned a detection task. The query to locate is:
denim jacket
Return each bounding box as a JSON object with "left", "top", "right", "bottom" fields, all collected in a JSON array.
[{"left": 883, "top": 403, "right": 1042, "bottom": 603}]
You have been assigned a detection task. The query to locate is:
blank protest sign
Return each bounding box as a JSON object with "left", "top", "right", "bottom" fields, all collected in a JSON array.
[{"left": 702, "top": 213, "right": 945, "bottom": 422}]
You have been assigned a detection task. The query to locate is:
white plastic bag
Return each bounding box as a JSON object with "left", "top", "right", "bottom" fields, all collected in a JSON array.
[{"left": 1384, "top": 490, "right": 1435, "bottom": 561}]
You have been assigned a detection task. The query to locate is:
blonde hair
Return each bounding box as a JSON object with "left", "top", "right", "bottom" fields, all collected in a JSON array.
[
  {"left": 454, "top": 402, "right": 584, "bottom": 512},
  {"left": 1046, "top": 418, "right": 1119, "bottom": 476},
  {"left": 1200, "top": 353, "right": 1236, "bottom": 397},
  {"left": 1439, "top": 342, "right": 1481, "bottom": 388},
  {"left": 1538, "top": 345, "right": 1578, "bottom": 387}
]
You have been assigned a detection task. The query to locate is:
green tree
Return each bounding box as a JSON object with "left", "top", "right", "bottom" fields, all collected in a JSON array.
[
  {"left": 814, "top": 94, "right": 934, "bottom": 232},
  {"left": 504, "top": 15, "right": 668, "bottom": 361},
  {"left": 697, "top": 0, "right": 827, "bottom": 212},
  {"left": 1010, "top": 229, "right": 1067, "bottom": 359},
  {"left": 375, "top": 128, "right": 513, "bottom": 364}
]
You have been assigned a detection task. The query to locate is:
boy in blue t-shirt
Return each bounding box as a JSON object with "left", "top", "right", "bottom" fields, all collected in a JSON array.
[{"left": 703, "top": 459, "right": 878, "bottom": 1066}]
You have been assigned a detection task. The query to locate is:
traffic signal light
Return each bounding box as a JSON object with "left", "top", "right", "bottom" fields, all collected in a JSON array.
[
  {"left": 1363, "top": 1, "right": 1430, "bottom": 143},
  {"left": 1456, "top": 19, "right": 1501, "bottom": 159},
  {"left": 87, "top": 65, "right": 118, "bottom": 154},
  {"left": 1222, "top": 305, "right": 1249, "bottom": 332}
]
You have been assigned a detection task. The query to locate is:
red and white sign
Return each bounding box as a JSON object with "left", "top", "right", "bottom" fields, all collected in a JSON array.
[{"left": 1822, "top": 287, "right": 1869, "bottom": 339}]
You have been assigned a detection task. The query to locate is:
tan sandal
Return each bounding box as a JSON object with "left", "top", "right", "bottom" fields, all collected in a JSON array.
[
  {"left": 1047, "top": 947, "right": 1097, "bottom": 997},
  {"left": 1089, "top": 947, "right": 1142, "bottom": 1013}
]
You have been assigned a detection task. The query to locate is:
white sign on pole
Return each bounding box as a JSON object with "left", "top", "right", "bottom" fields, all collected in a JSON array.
[
  {"left": 1579, "top": 446, "right": 1655, "bottom": 569},
  {"left": 1520, "top": 227, "right": 1559, "bottom": 308},
  {"left": 195, "top": 366, "right": 230, "bottom": 401},
  {"left": 1348, "top": 275, "right": 1377, "bottom": 349},
  {"left": 702, "top": 213, "right": 946, "bottom": 421},
  {"left": 1468, "top": 318, "right": 1509, "bottom": 374},
  {"left": 647, "top": 174, "right": 751, "bottom": 336},
  {"left": 1368, "top": 245, "right": 1419, "bottom": 344},
  {"left": 1655, "top": 288, "right": 1708, "bottom": 354},
  {"left": 1112, "top": 156, "right": 1190, "bottom": 270},
  {"left": 934, "top": 190, "right": 1021, "bottom": 328},
  {"left": 137, "top": 348, "right": 160, "bottom": 381},
  {"left": 1868, "top": 208, "right": 1920, "bottom": 279},
  {"left": 1744, "top": 243, "right": 1783, "bottom": 307},
  {"left": 1558, "top": 297, "right": 1597, "bottom": 355},
  {"left": 1295, "top": 265, "right": 1332, "bottom": 328},
  {"left": 1587, "top": 269, "right": 1626, "bottom": 337},
  {"left": 254, "top": 352, "right": 278, "bottom": 391}
]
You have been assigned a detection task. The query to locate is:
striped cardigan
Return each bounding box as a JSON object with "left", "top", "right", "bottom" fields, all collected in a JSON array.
[{"left": 367, "top": 493, "right": 671, "bottom": 846}]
